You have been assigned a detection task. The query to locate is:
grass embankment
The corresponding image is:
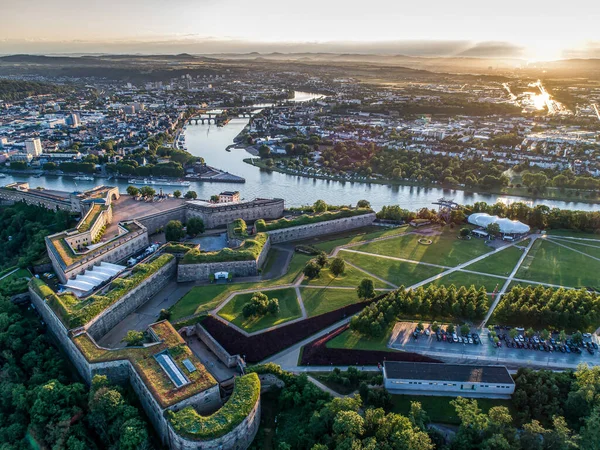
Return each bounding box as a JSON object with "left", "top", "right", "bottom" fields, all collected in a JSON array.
[
  {"left": 301, "top": 288, "right": 368, "bottom": 318},
  {"left": 217, "top": 288, "right": 302, "bottom": 333},
  {"left": 181, "top": 233, "right": 268, "bottom": 264}
]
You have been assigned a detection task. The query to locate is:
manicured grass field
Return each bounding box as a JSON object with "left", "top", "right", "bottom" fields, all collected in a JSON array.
[
  {"left": 341, "top": 251, "right": 445, "bottom": 287},
  {"left": 549, "top": 239, "right": 600, "bottom": 259},
  {"left": 217, "top": 288, "right": 302, "bottom": 333},
  {"left": 327, "top": 326, "right": 395, "bottom": 352},
  {"left": 426, "top": 271, "right": 503, "bottom": 293},
  {"left": 169, "top": 284, "right": 240, "bottom": 320},
  {"left": 353, "top": 228, "right": 492, "bottom": 267},
  {"left": 466, "top": 245, "right": 525, "bottom": 276},
  {"left": 301, "top": 263, "right": 390, "bottom": 289},
  {"left": 300, "top": 287, "right": 369, "bottom": 317},
  {"left": 390, "top": 395, "right": 515, "bottom": 425},
  {"left": 547, "top": 229, "right": 600, "bottom": 240},
  {"left": 313, "top": 225, "right": 409, "bottom": 254},
  {"left": 516, "top": 239, "right": 600, "bottom": 289}
]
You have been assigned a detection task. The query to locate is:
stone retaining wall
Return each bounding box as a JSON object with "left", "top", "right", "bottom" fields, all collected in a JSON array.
[
  {"left": 266, "top": 213, "right": 377, "bottom": 244},
  {"left": 177, "top": 236, "right": 271, "bottom": 282},
  {"left": 187, "top": 324, "right": 242, "bottom": 368},
  {"left": 85, "top": 256, "right": 177, "bottom": 340}
]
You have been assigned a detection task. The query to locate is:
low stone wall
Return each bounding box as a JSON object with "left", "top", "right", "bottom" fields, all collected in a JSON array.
[
  {"left": 167, "top": 395, "right": 261, "bottom": 450},
  {"left": 177, "top": 236, "right": 270, "bottom": 283},
  {"left": 85, "top": 256, "right": 177, "bottom": 340},
  {"left": 266, "top": 213, "right": 377, "bottom": 244}
]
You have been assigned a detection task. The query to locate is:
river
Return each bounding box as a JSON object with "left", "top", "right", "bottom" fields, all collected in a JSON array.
[{"left": 1, "top": 91, "right": 598, "bottom": 212}]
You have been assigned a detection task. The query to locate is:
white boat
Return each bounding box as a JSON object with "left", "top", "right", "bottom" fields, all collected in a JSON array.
[
  {"left": 127, "top": 178, "right": 191, "bottom": 187},
  {"left": 74, "top": 176, "right": 94, "bottom": 181}
]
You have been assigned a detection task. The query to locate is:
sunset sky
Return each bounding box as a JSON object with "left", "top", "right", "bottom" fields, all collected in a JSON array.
[{"left": 1, "top": 0, "right": 599, "bottom": 59}]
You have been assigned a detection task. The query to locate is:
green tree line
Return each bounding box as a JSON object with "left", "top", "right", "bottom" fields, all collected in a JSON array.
[{"left": 350, "top": 285, "right": 489, "bottom": 337}]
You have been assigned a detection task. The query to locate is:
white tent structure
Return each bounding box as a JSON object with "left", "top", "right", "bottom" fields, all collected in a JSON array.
[
  {"left": 467, "top": 213, "right": 530, "bottom": 235},
  {"left": 64, "top": 262, "right": 125, "bottom": 297}
]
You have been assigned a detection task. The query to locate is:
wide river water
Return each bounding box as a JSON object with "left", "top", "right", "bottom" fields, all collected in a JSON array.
[{"left": 2, "top": 92, "right": 598, "bottom": 211}]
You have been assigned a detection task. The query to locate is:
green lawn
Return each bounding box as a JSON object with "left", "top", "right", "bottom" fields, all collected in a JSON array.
[
  {"left": 466, "top": 245, "right": 525, "bottom": 277},
  {"left": 259, "top": 253, "right": 311, "bottom": 287},
  {"left": 547, "top": 229, "right": 600, "bottom": 240},
  {"left": 301, "top": 287, "right": 370, "bottom": 317},
  {"left": 313, "top": 225, "right": 410, "bottom": 254},
  {"left": 301, "top": 262, "right": 390, "bottom": 289},
  {"left": 217, "top": 288, "right": 302, "bottom": 333},
  {"left": 169, "top": 284, "right": 241, "bottom": 320},
  {"left": 548, "top": 239, "right": 600, "bottom": 259},
  {"left": 341, "top": 251, "right": 445, "bottom": 287},
  {"left": 390, "top": 395, "right": 515, "bottom": 425},
  {"left": 426, "top": 271, "right": 503, "bottom": 293},
  {"left": 326, "top": 326, "right": 395, "bottom": 352},
  {"left": 353, "top": 228, "right": 492, "bottom": 267},
  {"left": 516, "top": 239, "right": 600, "bottom": 289}
]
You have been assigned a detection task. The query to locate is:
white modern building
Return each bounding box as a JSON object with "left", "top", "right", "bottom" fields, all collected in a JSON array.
[
  {"left": 383, "top": 362, "right": 515, "bottom": 399},
  {"left": 468, "top": 213, "right": 530, "bottom": 235},
  {"left": 25, "top": 138, "right": 43, "bottom": 157}
]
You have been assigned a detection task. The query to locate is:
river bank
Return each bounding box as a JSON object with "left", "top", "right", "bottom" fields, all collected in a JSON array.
[{"left": 244, "top": 157, "right": 600, "bottom": 206}]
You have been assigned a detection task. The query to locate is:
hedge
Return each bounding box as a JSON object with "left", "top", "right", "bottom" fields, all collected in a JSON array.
[
  {"left": 168, "top": 373, "right": 260, "bottom": 440},
  {"left": 181, "top": 233, "right": 268, "bottom": 264},
  {"left": 163, "top": 243, "right": 197, "bottom": 254},
  {"left": 254, "top": 208, "right": 372, "bottom": 232},
  {"left": 47, "top": 253, "right": 174, "bottom": 328}
]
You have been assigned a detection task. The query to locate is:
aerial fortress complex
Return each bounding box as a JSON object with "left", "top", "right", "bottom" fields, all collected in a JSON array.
[{"left": 0, "top": 182, "right": 375, "bottom": 449}]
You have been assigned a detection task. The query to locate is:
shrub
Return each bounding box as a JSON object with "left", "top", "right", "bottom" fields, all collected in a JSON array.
[{"left": 255, "top": 208, "right": 372, "bottom": 232}]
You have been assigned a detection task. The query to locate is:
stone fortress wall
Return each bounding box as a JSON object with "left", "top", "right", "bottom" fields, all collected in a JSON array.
[
  {"left": 85, "top": 256, "right": 177, "bottom": 340},
  {"left": 28, "top": 262, "right": 255, "bottom": 450},
  {"left": 177, "top": 236, "right": 271, "bottom": 282},
  {"left": 187, "top": 198, "right": 284, "bottom": 229},
  {"left": 266, "top": 212, "right": 377, "bottom": 243}
]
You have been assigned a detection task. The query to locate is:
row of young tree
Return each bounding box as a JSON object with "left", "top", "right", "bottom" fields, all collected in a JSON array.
[
  {"left": 494, "top": 286, "right": 600, "bottom": 331},
  {"left": 350, "top": 285, "right": 489, "bottom": 337}
]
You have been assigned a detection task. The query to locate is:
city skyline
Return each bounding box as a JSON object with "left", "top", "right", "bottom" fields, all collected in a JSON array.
[{"left": 1, "top": 0, "right": 599, "bottom": 60}]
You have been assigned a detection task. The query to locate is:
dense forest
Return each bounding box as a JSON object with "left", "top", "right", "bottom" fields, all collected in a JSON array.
[
  {"left": 249, "top": 363, "right": 600, "bottom": 450},
  {"left": 0, "top": 286, "right": 152, "bottom": 449},
  {"left": 317, "top": 143, "right": 509, "bottom": 188},
  {"left": 0, "top": 203, "right": 73, "bottom": 270},
  {"left": 0, "top": 79, "right": 69, "bottom": 101}
]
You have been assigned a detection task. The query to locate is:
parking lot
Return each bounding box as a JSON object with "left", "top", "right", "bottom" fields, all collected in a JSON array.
[{"left": 389, "top": 322, "right": 600, "bottom": 370}]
